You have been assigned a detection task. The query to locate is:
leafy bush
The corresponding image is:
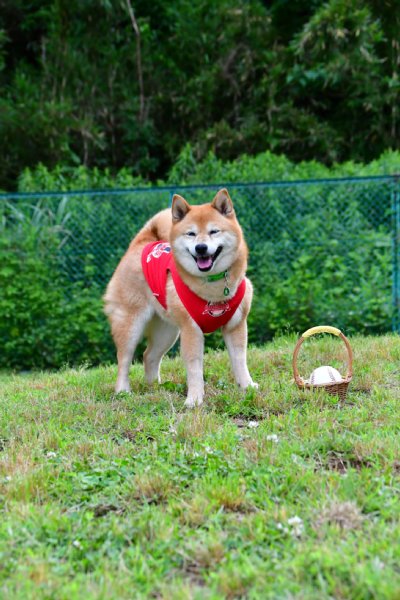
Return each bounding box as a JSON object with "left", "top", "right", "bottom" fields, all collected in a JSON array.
[
  {"left": 18, "top": 148, "right": 400, "bottom": 192},
  {"left": 18, "top": 164, "right": 148, "bottom": 193},
  {"left": 0, "top": 201, "right": 114, "bottom": 369},
  {"left": 167, "top": 145, "right": 400, "bottom": 185},
  {"left": 248, "top": 230, "right": 392, "bottom": 342}
]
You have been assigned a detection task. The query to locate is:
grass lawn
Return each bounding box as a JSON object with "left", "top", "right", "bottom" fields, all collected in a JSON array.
[{"left": 0, "top": 334, "right": 399, "bottom": 599}]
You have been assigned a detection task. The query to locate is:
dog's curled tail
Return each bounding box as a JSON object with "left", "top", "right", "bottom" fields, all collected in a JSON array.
[{"left": 131, "top": 208, "right": 172, "bottom": 247}]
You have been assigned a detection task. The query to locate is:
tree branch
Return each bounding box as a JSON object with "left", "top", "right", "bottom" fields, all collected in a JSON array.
[{"left": 126, "top": 0, "right": 145, "bottom": 124}]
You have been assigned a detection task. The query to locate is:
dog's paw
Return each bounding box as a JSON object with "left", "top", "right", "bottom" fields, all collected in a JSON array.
[
  {"left": 184, "top": 396, "right": 204, "bottom": 408},
  {"left": 238, "top": 379, "right": 259, "bottom": 391},
  {"left": 248, "top": 380, "right": 259, "bottom": 389},
  {"left": 115, "top": 381, "right": 131, "bottom": 394}
]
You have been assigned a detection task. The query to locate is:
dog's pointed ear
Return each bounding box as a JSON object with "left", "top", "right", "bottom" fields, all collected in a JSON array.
[
  {"left": 211, "top": 189, "right": 234, "bottom": 218},
  {"left": 171, "top": 194, "right": 191, "bottom": 222}
]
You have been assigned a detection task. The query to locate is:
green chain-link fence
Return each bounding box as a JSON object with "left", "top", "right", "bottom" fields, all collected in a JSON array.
[{"left": 1, "top": 175, "right": 399, "bottom": 354}]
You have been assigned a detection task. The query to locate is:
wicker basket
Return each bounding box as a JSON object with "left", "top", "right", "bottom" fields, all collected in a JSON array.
[{"left": 292, "top": 326, "right": 353, "bottom": 401}]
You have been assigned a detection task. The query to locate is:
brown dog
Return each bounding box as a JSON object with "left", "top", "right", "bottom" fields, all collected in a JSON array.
[{"left": 104, "top": 189, "right": 257, "bottom": 406}]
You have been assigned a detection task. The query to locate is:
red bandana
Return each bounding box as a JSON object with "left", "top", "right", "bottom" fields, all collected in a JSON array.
[{"left": 141, "top": 241, "right": 246, "bottom": 334}]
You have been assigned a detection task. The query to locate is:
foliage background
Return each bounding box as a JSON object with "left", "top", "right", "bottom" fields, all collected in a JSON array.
[{"left": 1, "top": 0, "right": 399, "bottom": 190}]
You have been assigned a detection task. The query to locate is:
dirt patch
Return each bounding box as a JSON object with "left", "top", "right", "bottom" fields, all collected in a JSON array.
[
  {"left": 314, "top": 500, "right": 364, "bottom": 533},
  {"left": 316, "top": 451, "right": 373, "bottom": 473},
  {"left": 231, "top": 417, "right": 250, "bottom": 428},
  {"left": 392, "top": 460, "right": 400, "bottom": 475},
  {"left": 93, "top": 503, "right": 124, "bottom": 517},
  {"left": 120, "top": 427, "right": 155, "bottom": 442},
  {"left": 230, "top": 415, "right": 264, "bottom": 427}
]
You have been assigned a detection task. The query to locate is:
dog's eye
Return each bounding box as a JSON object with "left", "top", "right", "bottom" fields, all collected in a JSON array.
[
  {"left": 209, "top": 229, "right": 220, "bottom": 235},
  {"left": 186, "top": 231, "right": 196, "bottom": 237}
]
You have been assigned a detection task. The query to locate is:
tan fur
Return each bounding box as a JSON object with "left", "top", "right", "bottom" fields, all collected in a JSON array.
[{"left": 104, "top": 189, "right": 257, "bottom": 406}]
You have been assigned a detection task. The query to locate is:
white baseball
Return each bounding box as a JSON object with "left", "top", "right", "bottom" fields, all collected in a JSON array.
[{"left": 309, "top": 365, "right": 343, "bottom": 385}]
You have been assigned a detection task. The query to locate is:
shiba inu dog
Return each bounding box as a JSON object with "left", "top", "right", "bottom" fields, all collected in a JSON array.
[{"left": 104, "top": 188, "right": 257, "bottom": 407}]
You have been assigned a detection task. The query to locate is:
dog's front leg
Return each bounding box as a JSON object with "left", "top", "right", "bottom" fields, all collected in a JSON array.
[
  {"left": 222, "top": 319, "right": 258, "bottom": 390},
  {"left": 180, "top": 323, "right": 204, "bottom": 407}
]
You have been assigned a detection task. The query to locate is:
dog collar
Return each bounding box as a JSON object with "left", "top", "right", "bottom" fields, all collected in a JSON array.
[
  {"left": 207, "top": 270, "right": 230, "bottom": 296},
  {"left": 207, "top": 270, "right": 227, "bottom": 282}
]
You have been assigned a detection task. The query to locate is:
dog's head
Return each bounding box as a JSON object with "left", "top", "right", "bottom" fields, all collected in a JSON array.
[{"left": 170, "top": 189, "right": 246, "bottom": 277}]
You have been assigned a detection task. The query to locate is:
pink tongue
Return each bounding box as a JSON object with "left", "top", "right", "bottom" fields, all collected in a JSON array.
[{"left": 197, "top": 256, "right": 213, "bottom": 269}]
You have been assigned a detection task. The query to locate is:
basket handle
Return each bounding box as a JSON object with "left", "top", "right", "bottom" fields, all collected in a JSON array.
[
  {"left": 292, "top": 326, "right": 353, "bottom": 385},
  {"left": 302, "top": 325, "right": 341, "bottom": 338}
]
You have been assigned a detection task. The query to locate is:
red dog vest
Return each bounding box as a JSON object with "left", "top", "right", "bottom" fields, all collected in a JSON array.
[{"left": 141, "top": 241, "right": 246, "bottom": 334}]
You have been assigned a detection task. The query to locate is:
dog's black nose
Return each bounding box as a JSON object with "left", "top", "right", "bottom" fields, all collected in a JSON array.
[{"left": 195, "top": 243, "right": 208, "bottom": 255}]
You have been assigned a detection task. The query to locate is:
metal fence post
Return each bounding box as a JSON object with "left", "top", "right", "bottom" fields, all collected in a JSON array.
[{"left": 392, "top": 175, "right": 400, "bottom": 332}]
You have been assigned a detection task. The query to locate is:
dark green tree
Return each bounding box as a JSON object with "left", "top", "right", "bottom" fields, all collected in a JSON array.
[{"left": 0, "top": 0, "right": 399, "bottom": 189}]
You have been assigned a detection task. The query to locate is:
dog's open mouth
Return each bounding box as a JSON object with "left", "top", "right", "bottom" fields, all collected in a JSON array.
[{"left": 194, "top": 246, "right": 222, "bottom": 272}]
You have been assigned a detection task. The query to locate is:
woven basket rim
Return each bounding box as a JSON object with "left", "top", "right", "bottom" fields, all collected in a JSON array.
[{"left": 298, "top": 375, "right": 352, "bottom": 387}]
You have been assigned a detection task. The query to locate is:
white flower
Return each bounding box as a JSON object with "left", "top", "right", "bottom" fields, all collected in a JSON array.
[
  {"left": 277, "top": 516, "right": 304, "bottom": 537},
  {"left": 204, "top": 446, "right": 214, "bottom": 454},
  {"left": 5, "top": 475, "right": 12, "bottom": 482},
  {"left": 72, "top": 540, "right": 82, "bottom": 549},
  {"left": 288, "top": 516, "right": 303, "bottom": 526},
  {"left": 248, "top": 421, "right": 259, "bottom": 428},
  {"left": 46, "top": 451, "right": 57, "bottom": 458},
  {"left": 266, "top": 434, "right": 279, "bottom": 443},
  {"left": 288, "top": 515, "right": 304, "bottom": 537}
]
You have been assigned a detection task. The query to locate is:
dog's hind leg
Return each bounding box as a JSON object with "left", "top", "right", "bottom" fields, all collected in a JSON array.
[
  {"left": 144, "top": 315, "right": 179, "bottom": 384},
  {"left": 111, "top": 307, "right": 152, "bottom": 393}
]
